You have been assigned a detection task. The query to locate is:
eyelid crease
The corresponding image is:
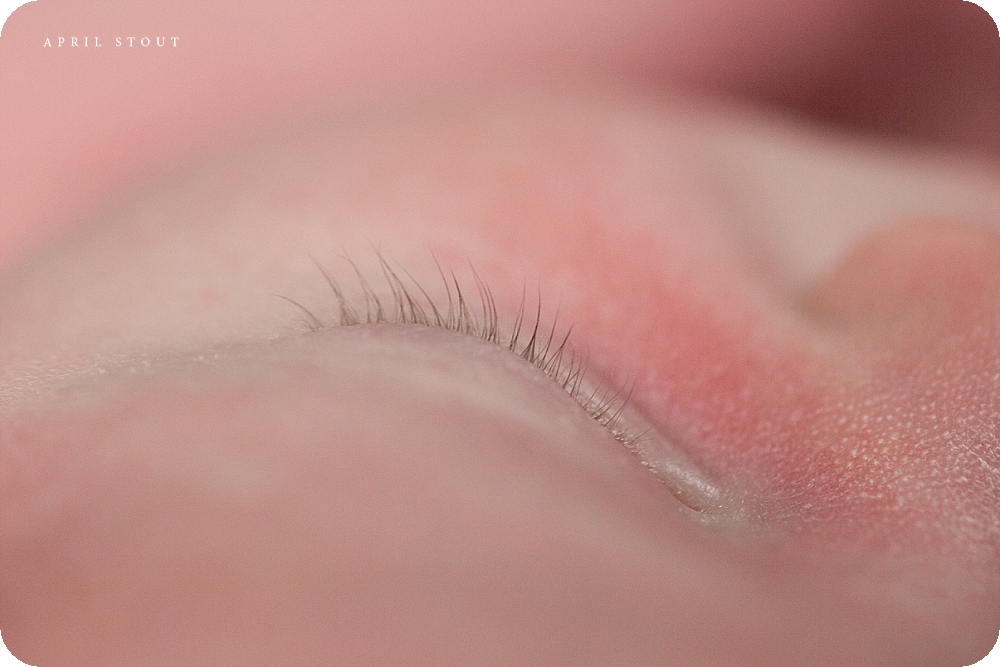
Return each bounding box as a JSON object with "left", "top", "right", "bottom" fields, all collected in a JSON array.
[{"left": 273, "top": 251, "right": 730, "bottom": 516}]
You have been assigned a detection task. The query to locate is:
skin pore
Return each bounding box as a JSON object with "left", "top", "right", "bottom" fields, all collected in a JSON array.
[{"left": 2, "top": 3, "right": 1000, "bottom": 666}]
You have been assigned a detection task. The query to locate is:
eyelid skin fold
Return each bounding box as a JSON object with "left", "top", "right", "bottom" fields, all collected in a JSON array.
[
  {"left": 0, "top": 321, "right": 715, "bottom": 533},
  {"left": 272, "top": 252, "right": 733, "bottom": 517},
  {"left": 1, "top": 92, "right": 999, "bottom": 664}
]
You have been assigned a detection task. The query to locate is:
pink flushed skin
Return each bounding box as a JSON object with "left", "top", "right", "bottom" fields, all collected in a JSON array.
[
  {"left": 446, "top": 215, "right": 1000, "bottom": 656},
  {"left": 1, "top": 1, "right": 998, "bottom": 664},
  {"left": 805, "top": 223, "right": 1000, "bottom": 556},
  {"left": 0, "top": 96, "right": 995, "bottom": 568},
  {"left": 0, "top": 96, "right": 997, "bottom": 663},
  {"left": 414, "top": 114, "right": 1000, "bottom": 573},
  {"left": 397, "top": 116, "right": 1000, "bottom": 642},
  {"left": 512, "top": 215, "right": 1000, "bottom": 558}
]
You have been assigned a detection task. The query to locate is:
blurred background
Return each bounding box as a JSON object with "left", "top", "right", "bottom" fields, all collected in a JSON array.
[{"left": 0, "top": 0, "right": 997, "bottom": 265}]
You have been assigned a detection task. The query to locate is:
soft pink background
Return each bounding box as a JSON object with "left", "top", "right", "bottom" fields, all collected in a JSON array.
[{"left": 1, "top": 0, "right": 997, "bottom": 265}]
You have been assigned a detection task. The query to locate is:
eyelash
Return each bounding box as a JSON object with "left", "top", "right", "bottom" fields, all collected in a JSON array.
[{"left": 274, "top": 253, "right": 643, "bottom": 449}]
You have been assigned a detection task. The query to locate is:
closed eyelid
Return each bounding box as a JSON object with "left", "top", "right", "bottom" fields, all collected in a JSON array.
[
  {"left": 1, "top": 93, "right": 997, "bottom": 538},
  {"left": 269, "top": 253, "right": 732, "bottom": 515},
  {"left": 0, "top": 91, "right": 996, "bottom": 501},
  {"left": 1, "top": 92, "right": 999, "bottom": 664}
]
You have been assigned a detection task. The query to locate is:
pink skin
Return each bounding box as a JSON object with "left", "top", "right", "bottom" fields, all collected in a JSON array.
[{"left": 2, "top": 2, "right": 1000, "bottom": 666}]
